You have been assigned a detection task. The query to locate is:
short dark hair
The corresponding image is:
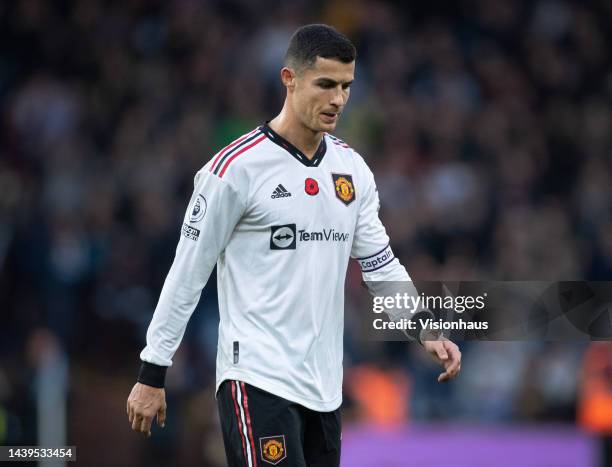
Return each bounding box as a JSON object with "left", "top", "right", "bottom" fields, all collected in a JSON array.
[{"left": 284, "top": 24, "right": 356, "bottom": 73}]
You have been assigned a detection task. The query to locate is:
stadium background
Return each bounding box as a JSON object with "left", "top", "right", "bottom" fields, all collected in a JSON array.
[{"left": 1, "top": 0, "right": 611, "bottom": 465}]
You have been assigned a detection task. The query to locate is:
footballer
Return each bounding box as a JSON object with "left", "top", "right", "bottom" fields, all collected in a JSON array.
[{"left": 127, "top": 24, "right": 461, "bottom": 467}]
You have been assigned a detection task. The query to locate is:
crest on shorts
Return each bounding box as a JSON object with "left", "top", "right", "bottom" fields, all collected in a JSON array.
[
  {"left": 260, "top": 435, "right": 287, "bottom": 465},
  {"left": 332, "top": 173, "right": 355, "bottom": 206}
]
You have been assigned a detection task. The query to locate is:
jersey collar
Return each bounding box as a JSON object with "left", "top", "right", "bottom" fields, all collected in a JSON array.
[{"left": 261, "top": 122, "right": 326, "bottom": 167}]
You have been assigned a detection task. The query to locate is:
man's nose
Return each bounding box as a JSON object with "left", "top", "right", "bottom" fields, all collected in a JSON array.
[{"left": 330, "top": 90, "right": 344, "bottom": 108}]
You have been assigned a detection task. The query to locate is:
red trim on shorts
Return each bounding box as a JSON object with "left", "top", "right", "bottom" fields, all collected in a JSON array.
[
  {"left": 231, "top": 381, "right": 249, "bottom": 462},
  {"left": 241, "top": 382, "right": 258, "bottom": 467}
]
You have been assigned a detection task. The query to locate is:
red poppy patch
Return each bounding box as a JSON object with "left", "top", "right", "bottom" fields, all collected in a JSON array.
[{"left": 305, "top": 178, "right": 319, "bottom": 196}]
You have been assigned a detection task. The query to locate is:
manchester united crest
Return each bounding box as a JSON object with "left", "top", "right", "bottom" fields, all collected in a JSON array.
[
  {"left": 332, "top": 173, "right": 355, "bottom": 206},
  {"left": 260, "top": 435, "right": 287, "bottom": 465}
]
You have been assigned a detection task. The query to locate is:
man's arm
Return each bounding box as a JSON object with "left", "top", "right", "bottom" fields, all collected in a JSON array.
[
  {"left": 127, "top": 168, "right": 246, "bottom": 436},
  {"left": 350, "top": 157, "right": 461, "bottom": 382}
]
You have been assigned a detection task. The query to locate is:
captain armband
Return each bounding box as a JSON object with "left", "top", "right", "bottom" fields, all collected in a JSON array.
[{"left": 357, "top": 244, "right": 395, "bottom": 272}]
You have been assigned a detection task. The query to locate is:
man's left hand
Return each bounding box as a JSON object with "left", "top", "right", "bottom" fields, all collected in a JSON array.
[{"left": 422, "top": 337, "right": 461, "bottom": 382}]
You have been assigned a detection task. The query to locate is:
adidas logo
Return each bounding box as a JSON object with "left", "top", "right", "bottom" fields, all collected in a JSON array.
[{"left": 271, "top": 184, "right": 292, "bottom": 199}]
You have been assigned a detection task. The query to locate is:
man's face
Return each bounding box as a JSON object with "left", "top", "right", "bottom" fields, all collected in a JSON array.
[{"left": 287, "top": 57, "right": 355, "bottom": 133}]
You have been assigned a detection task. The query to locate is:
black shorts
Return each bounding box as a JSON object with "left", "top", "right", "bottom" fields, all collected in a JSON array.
[{"left": 216, "top": 380, "right": 341, "bottom": 467}]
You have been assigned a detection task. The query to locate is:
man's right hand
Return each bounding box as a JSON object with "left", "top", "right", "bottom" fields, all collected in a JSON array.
[{"left": 127, "top": 382, "right": 167, "bottom": 437}]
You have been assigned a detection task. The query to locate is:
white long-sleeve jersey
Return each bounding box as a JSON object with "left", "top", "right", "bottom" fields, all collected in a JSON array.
[{"left": 140, "top": 124, "right": 411, "bottom": 411}]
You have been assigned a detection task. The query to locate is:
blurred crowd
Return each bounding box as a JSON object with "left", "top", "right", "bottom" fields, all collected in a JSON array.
[{"left": 0, "top": 0, "right": 611, "bottom": 465}]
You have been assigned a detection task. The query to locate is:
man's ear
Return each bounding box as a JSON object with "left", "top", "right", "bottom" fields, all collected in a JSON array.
[{"left": 280, "top": 67, "right": 296, "bottom": 89}]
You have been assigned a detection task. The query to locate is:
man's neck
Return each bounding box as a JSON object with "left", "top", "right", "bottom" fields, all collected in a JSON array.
[{"left": 268, "top": 111, "right": 323, "bottom": 160}]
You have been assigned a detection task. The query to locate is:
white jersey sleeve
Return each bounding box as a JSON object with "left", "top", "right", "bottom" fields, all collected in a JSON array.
[
  {"left": 350, "top": 157, "right": 434, "bottom": 341},
  {"left": 139, "top": 168, "right": 247, "bottom": 369},
  {"left": 351, "top": 160, "right": 410, "bottom": 282}
]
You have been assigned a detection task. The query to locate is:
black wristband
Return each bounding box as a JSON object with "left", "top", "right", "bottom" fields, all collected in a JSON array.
[
  {"left": 408, "top": 310, "right": 435, "bottom": 345},
  {"left": 137, "top": 361, "right": 168, "bottom": 388}
]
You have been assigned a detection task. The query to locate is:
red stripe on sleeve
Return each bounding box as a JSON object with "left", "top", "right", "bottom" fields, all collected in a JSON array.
[
  {"left": 219, "top": 134, "right": 266, "bottom": 178},
  {"left": 210, "top": 129, "right": 259, "bottom": 173}
]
